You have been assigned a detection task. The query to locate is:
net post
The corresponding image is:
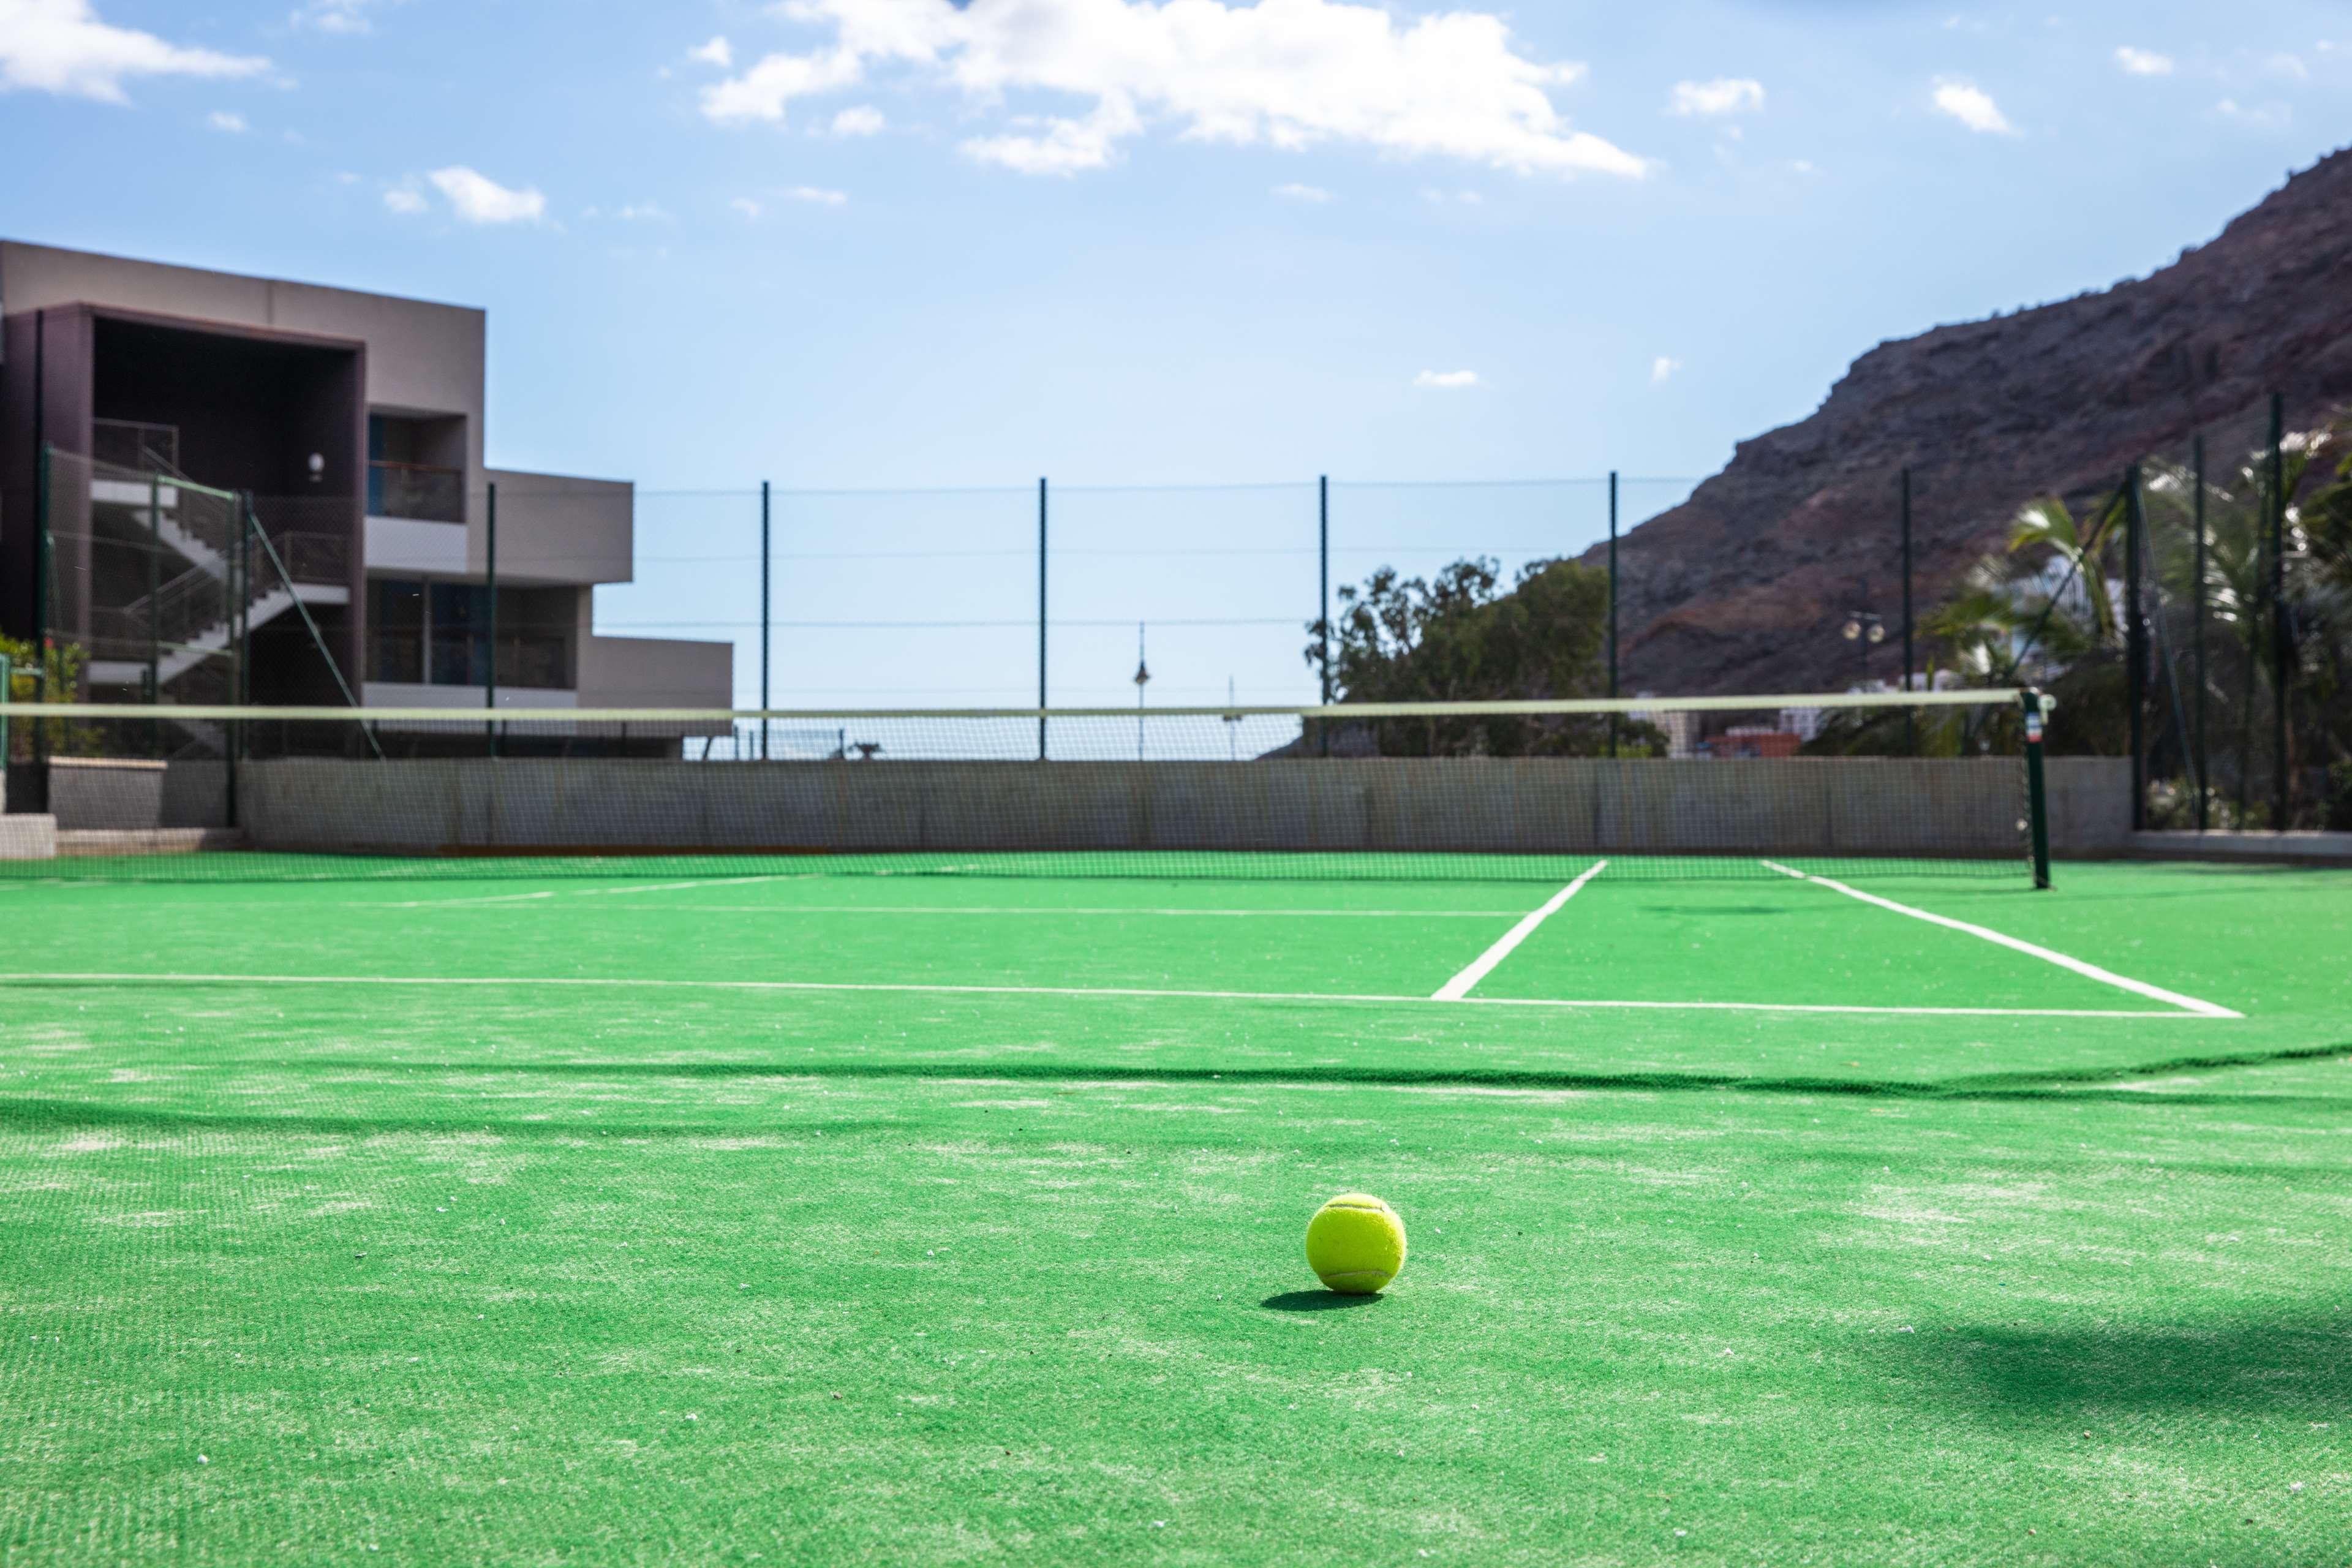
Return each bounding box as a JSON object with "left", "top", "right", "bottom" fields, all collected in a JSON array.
[
  {"left": 2267, "top": 391, "right": 2288, "bottom": 829},
  {"left": 1899, "top": 468, "right": 1915, "bottom": 752},
  {"left": 485, "top": 479, "right": 499, "bottom": 758},
  {"left": 1607, "top": 470, "right": 1619, "bottom": 759},
  {"left": 2022, "top": 688, "right": 2052, "bottom": 889},
  {"left": 1036, "top": 477, "right": 1047, "bottom": 762},
  {"left": 2124, "top": 464, "right": 2146, "bottom": 832},
  {"left": 2190, "top": 432, "right": 2208, "bottom": 831},
  {"left": 1317, "top": 474, "right": 1330, "bottom": 758},
  {"left": 760, "top": 480, "right": 771, "bottom": 762},
  {"left": 0, "top": 652, "right": 10, "bottom": 813}
]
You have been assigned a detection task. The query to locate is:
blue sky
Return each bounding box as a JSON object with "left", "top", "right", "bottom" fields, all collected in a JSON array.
[{"left": 5, "top": 0, "right": 2350, "bottom": 707}]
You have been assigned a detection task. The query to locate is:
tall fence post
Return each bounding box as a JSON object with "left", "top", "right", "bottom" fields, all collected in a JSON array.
[
  {"left": 2267, "top": 392, "right": 2288, "bottom": 829},
  {"left": 2192, "top": 433, "right": 2209, "bottom": 831},
  {"left": 1900, "top": 467, "right": 1915, "bottom": 751},
  {"left": 1317, "top": 475, "right": 1330, "bottom": 756},
  {"left": 2124, "top": 465, "right": 2147, "bottom": 833},
  {"left": 1036, "top": 477, "right": 1048, "bottom": 763},
  {"left": 760, "top": 480, "right": 771, "bottom": 762},
  {"left": 147, "top": 470, "right": 162, "bottom": 753},
  {"left": 1607, "top": 470, "right": 1619, "bottom": 759},
  {"left": 485, "top": 479, "right": 499, "bottom": 758},
  {"left": 31, "top": 442, "right": 50, "bottom": 812}
]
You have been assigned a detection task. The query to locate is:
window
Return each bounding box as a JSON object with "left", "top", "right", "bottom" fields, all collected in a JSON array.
[
  {"left": 368, "top": 579, "right": 424, "bottom": 682},
  {"left": 426, "top": 583, "right": 572, "bottom": 690}
]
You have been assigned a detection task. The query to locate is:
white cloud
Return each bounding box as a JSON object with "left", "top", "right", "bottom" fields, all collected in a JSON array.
[
  {"left": 1651, "top": 355, "right": 1682, "bottom": 384},
  {"left": 963, "top": 93, "right": 1139, "bottom": 175},
  {"left": 1414, "top": 369, "right": 1480, "bottom": 390},
  {"left": 1931, "top": 78, "right": 2016, "bottom": 135},
  {"left": 599, "top": 202, "right": 672, "bottom": 223},
  {"left": 206, "top": 108, "right": 247, "bottom": 132},
  {"left": 1667, "top": 77, "right": 1763, "bottom": 118},
  {"left": 2114, "top": 46, "right": 2173, "bottom": 76},
  {"left": 701, "top": 0, "right": 1649, "bottom": 180},
  {"left": 700, "top": 43, "right": 864, "bottom": 123},
  {"left": 2213, "top": 97, "right": 2290, "bottom": 129},
  {"left": 731, "top": 197, "right": 763, "bottom": 218},
  {"left": 400, "top": 166, "right": 548, "bottom": 225},
  {"left": 296, "top": 0, "right": 396, "bottom": 35},
  {"left": 2265, "top": 51, "right": 2309, "bottom": 80},
  {"left": 783, "top": 184, "right": 848, "bottom": 205},
  {"left": 0, "top": 0, "right": 268, "bottom": 103},
  {"left": 1272, "top": 181, "right": 1332, "bottom": 202},
  {"left": 688, "top": 35, "right": 732, "bottom": 69},
  {"left": 829, "top": 103, "right": 884, "bottom": 135}
]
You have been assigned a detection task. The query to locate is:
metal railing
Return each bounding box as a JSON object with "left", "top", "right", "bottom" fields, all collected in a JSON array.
[
  {"left": 368, "top": 460, "right": 464, "bottom": 522},
  {"left": 90, "top": 418, "right": 181, "bottom": 475}
]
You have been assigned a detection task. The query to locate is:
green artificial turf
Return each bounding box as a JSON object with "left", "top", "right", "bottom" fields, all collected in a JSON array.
[{"left": 1, "top": 858, "right": 2347, "bottom": 1564}]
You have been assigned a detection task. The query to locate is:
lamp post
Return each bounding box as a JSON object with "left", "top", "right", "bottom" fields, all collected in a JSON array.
[
  {"left": 1841, "top": 610, "right": 1887, "bottom": 688},
  {"left": 1133, "top": 622, "right": 1150, "bottom": 761}
]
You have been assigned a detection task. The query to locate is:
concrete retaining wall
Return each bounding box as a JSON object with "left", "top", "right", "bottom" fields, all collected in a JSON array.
[
  {"left": 2044, "top": 757, "right": 2132, "bottom": 855},
  {"left": 46, "top": 757, "right": 167, "bottom": 832},
  {"left": 230, "top": 756, "right": 2046, "bottom": 859}
]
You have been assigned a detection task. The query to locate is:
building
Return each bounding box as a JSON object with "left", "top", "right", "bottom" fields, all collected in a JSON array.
[{"left": 0, "top": 239, "right": 729, "bottom": 727}]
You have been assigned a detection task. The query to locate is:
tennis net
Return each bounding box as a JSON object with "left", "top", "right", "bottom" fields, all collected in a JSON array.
[{"left": 0, "top": 691, "right": 2049, "bottom": 884}]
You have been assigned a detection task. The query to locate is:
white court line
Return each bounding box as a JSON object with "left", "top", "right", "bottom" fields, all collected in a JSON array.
[
  {"left": 0, "top": 970, "right": 2214, "bottom": 1019},
  {"left": 1431, "top": 862, "right": 1608, "bottom": 1000},
  {"left": 374, "top": 875, "right": 812, "bottom": 907},
  {"left": 355, "top": 902, "right": 1532, "bottom": 919},
  {"left": 1759, "top": 861, "right": 2242, "bottom": 1019}
]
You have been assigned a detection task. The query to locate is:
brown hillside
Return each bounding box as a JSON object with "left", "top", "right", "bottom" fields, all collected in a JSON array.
[{"left": 1587, "top": 146, "right": 2352, "bottom": 695}]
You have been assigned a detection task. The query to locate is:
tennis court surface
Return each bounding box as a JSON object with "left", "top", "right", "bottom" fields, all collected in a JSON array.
[{"left": 4, "top": 849, "right": 2348, "bottom": 1565}]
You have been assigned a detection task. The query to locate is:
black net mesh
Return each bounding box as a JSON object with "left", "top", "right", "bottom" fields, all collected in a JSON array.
[{"left": 0, "top": 695, "right": 2037, "bottom": 883}]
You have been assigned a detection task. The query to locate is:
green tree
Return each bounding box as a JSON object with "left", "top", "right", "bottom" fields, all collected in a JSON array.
[{"left": 1303, "top": 557, "right": 1653, "bottom": 756}]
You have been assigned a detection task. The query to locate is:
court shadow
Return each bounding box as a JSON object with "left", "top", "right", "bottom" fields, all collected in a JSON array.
[
  {"left": 1882, "top": 1313, "right": 2352, "bottom": 1420},
  {"left": 1261, "top": 1290, "right": 1385, "bottom": 1313}
]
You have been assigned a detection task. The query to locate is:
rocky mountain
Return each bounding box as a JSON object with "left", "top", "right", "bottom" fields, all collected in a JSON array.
[{"left": 1587, "top": 145, "right": 2352, "bottom": 696}]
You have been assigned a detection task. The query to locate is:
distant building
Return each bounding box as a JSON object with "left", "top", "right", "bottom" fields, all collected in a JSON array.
[{"left": 0, "top": 239, "right": 728, "bottom": 715}]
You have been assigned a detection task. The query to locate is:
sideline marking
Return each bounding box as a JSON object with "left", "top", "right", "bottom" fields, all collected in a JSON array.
[
  {"left": 1432, "top": 862, "right": 1608, "bottom": 1001},
  {"left": 1759, "top": 861, "right": 2242, "bottom": 1019},
  {"left": 0, "top": 970, "right": 2218, "bottom": 1019},
  {"left": 372, "top": 874, "right": 813, "bottom": 907},
  {"left": 358, "top": 902, "right": 1533, "bottom": 919}
]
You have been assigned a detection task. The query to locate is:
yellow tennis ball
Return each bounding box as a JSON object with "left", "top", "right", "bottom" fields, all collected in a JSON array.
[{"left": 1305, "top": 1193, "right": 1407, "bottom": 1295}]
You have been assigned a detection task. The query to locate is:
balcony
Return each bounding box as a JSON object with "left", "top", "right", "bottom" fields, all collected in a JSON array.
[{"left": 368, "top": 459, "right": 464, "bottom": 522}]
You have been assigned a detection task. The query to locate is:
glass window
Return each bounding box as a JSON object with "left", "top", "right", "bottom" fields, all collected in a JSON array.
[
  {"left": 368, "top": 578, "right": 424, "bottom": 683},
  {"left": 431, "top": 582, "right": 489, "bottom": 686}
]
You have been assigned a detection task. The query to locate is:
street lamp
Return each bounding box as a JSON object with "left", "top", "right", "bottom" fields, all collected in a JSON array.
[{"left": 1841, "top": 611, "right": 1887, "bottom": 687}]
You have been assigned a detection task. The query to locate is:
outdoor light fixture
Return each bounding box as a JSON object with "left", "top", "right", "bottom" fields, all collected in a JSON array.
[
  {"left": 1842, "top": 619, "right": 1862, "bottom": 641},
  {"left": 307, "top": 452, "right": 326, "bottom": 483}
]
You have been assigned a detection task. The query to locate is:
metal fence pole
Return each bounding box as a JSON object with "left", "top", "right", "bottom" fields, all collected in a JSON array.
[
  {"left": 1317, "top": 474, "right": 1330, "bottom": 756},
  {"left": 1607, "top": 470, "right": 1619, "bottom": 758},
  {"left": 485, "top": 480, "right": 499, "bottom": 758},
  {"left": 1900, "top": 468, "right": 1915, "bottom": 751},
  {"left": 760, "top": 480, "right": 771, "bottom": 761},
  {"left": 2192, "top": 433, "right": 2209, "bottom": 831},
  {"left": 2125, "top": 465, "right": 2147, "bottom": 832},
  {"left": 2267, "top": 392, "right": 2288, "bottom": 829},
  {"left": 1036, "top": 477, "right": 1048, "bottom": 762},
  {"left": 148, "top": 471, "right": 162, "bottom": 755}
]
